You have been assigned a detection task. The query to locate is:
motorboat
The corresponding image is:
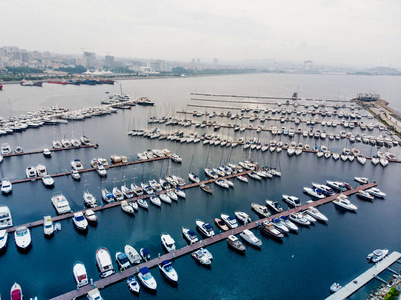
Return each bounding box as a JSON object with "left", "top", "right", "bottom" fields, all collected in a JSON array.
[
  {"left": 272, "top": 218, "right": 289, "bottom": 233},
  {"left": 357, "top": 190, "right": 374, "bottom": 201},
  {"left": 215, "top": 179, "right": 229, "bottom": 189},
  {"left": 367, "top": 249, "right": 389, "bottom": 263},
  {"left": 124, "top": 245, "right": 141, "bottom": 265},
  {"left": 1, "top": 178, "right": 12, "bottom": 194},
  {"left": 72, "top": 212, "right": 88, "bottom": 230},
  {"left": 137, "top": 198, "right": 149, "bottom": 209},
  {"left": 189, "top": 172, "right": 200, "bottom": 183},
  {"left": 289, "top": 212, "right": 310, "bottom": 226},
  {"left": 301, "top": 211, "right": 316, "bottom": 223},
  {"left": 221, "top": 213, "right": 238, "bottom": 229},
  {"left": 96, "top": 247, "right": 115, "bottom": 278},
  {"left": 71, "top": 170, "right": 81, "bottom": 180},
  {"left": 227, "top": 235, "right": 246, "bottom": 253},
  {"left": 326, "top": 180, "right": 347, "bottom": 191},
  {"left": 161, "top": 232, "right": 176, "bottom": 252},
  {"left": 215, "top": 218, "right": 229, "bottom": 231},
  {"left": 0, "top": 229, "right": 8, "bottom": 250},
  {"left": 96, "top": 164, "right": 107, "bottom": 176},
  {"left": 265, "top": 200, "right": 283, "bottom": 213},
  {"left": 0, "top": 205, "right": 13, "bottom": 229},
  {"left": 182, "top": 227, "right": 199, "bottom": 245},
  {"left": 159, "top": 260, "right": 178, "bottom": 283},
  {"left": 121, "top": 185, "right": 134, "bottom": 198},
  {"left": 127, "top": 276, "right": 140, "bottom": 293},
  {"left": 43, "top": 216, "right": 54, "bottom": 236},
  {"left": 41, "top": 175, "right": 54, "bottom": 187},
  {"left": 116, "top": 251, "right": 131, "bottom": 270},
  {"left": 1, "top": 143, "right": 11, "bottom": 155},
  {"left": 280, "top": 216, "right": 298, "bottom": 231},
  {"left": 282, "top": 194, "right": 301, "bottom": 207},
  {"left": 240, "top": 229, "right": 262, "bottom": 247},
  {"left": 138, "top": 267, "right": 157, "bottom": 290},
  {"left": 36, "top": 164, "right": 47, "bottom": 177},
  {"left": 101, "top": 188, "right": 114, "bottom": 203},
  {"left": 83, "top": 191, "right": 97, "bottom": 207},
  {"left": 10, "top": 282, "right": 23, "bottom": 300},
  {"left": 235, "top": 211, "right": 252, "bottom": 224},
  {"left": 303, "top": 187, "right": 325, "bottom": 199},
  {"left": 333, "top": 194, "right": 358, "bottom": 211},
  {"left": 330, "top": 283, "right": 342, "bottom": 293},
  {"left": 43, "top": 148, "right": 52, "bottom": 157},
  {"left": 51, "top": 192, "right": 71, "bottom": 214},
  {"left": 150, "top": 194, "right": 162, "bottom": 206},
  {"left": 251, "top": 202, "right": 270, "bottom": 218},
  {"left": 87, "top": 288, "right": 103, "bottom": 300},
  {"left": 305, "top": 207, "right": 328, "bottom": 222},
  {"left": 200, "top": 183, "right": 213, "bottom": 194},
  {"left": 354, "top": 177, "right": 369, "bottom": 184},
  {"left": 26, "top": 166, "right": 37, "bottom": 178},
  {"left": 121, "top": 200, "right": 135, "bottom": 214},
  {"left": 366, "top": 187, "right": 386, "bottom": 198},
  {"left": 311, "top": 183, "right": 334, "bottom": 196},
  {"left": 112, "top": 187, "right": 124, "bottom": 201},
  {"left": 73, "top": 261, "right": 89, "bottom": 288},
  {"left": 14, "top": 226, "right": 31, "bottom": 249},
  {"left": 192, "top": 249, "right": 212, "bottom": 266},
  {"left": 71, "top": 159, "right": 83, "bottom": 170},
  {"left": 259, "top": 221, "right": 284, "bottom": 239},
  {"left": 175, "top": 187, "right": 186, "bottom": 198},
  {"left": 196, "top": 219, "right": 215, "bottom": 237},
  {"left": 140, "top": 248, "right": 151, "bottom": 261}
]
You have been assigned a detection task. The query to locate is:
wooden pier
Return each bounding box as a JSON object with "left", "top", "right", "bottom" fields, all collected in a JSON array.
[
  {"left": 326, "top": 251, "right": 401, "bottom": 300},
  {"left": 1, "top": 144, "right": 97, "bottom": 158},
  {"left": 51, "top": 183, "right": 376, "bottom": 300}
]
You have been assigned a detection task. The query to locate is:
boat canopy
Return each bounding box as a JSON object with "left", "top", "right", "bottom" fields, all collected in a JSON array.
[
  {"left": 204, "top": 223, "right": 213, "bottom": 229},
  {"left": 188, "top": 229, "right": 196, "bottom": 236},
  {"left": 228, "top": 216, "right": 235, "bottom": 221},
  {"left": 142, "top": 248, "right": 150, "bottom": 255},
  {"left": 140, "top": 267, "right": 150, "bottom": 274},
  {"left": 161, "top": 260, "right": 171, "bottom": 267}
]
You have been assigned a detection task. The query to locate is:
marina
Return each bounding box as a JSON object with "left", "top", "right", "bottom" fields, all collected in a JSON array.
[{"left": 0, "top": 74, "right": 400, "bottom": 299}]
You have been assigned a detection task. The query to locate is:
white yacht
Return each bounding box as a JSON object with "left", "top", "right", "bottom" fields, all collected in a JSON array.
[
  {"left": 96, "top": 247, "right": 115, "bottom": 278},
  {"left": 121, "top": 185, "right": 134, "bottom": 198},
  {"left": 43, "top": 148, "right": 52, "bottom": 157},
  {"left": 192, "top": 249, "right": 212, "bottom": 265},
  {"left": 14, "top": 226, "right": 31, "bottom": 249},
  {"left": 137, "top": 198, "right": 149, "bottom": 209},
  {"left": 366, "top": 187, "right": 386, "bottom": 198},
  {"left": 115, "top": 251, "right": 131, "bottom": 270},
  {"left": 215, "top": 179, "right": 229, "bottom": 189},
  {"left": 303, "top": 187, "right": 325, "bottom": 199},
  {"left": 36, "top": 164, "right": 47, "bottom": 177},
  {"left": 1, "top": 143, "right": 11, "bottom": 155},
  {"left": 234, "top": 211, "right": 252, "bottom": 224},
  {"left": 121, "top": 200, "right": 135, "bottom": 214},
  {"left": 196, "top": 219, "right": 215, "bottom": 237},
  {"left": 305, "top": 207, "right": 329, "bottom": 222},
  {"left": 159, "top": 260, "right": 178, "bottom": 283},
  {"left": 280, "top": 215, "right": 299, "bottom": 231},
  {"left": 356, "top": 190, "right": 374, "bottom": 201},
  {"left": 0, "top": 205, "right": 13, "bottom": 229},
  {"left": 112, "top": 187, "right": 124, "bottom": 201},
  {"left": 96, "top": 164, "right": 107, "bottom": 176},
  {"left": 175, "top": 187, "right": 186, "bottom": 198},
  {"left": 272, "top": 217, "right": 289, "bottom": 233},
  {"left": 182, "top": 227, "right": 199, "bottom": 245},
  {"left": 127, "top": 276, "right": 140, "bottom": 293},
  {"left": 83, "top": 191, "right": 97, "bottom": 207},
  {"left": 265, "top": 200, "right": 283, "bottom": 213},
  {"left": 189, "top": 172, "right": 201, "bottom": 183},
  {"left": 51, "top": 192, "right": 71, "bottom": 214},
  {"left": 85, "top": 209, "right": 98, "bottom": 223},
  {"left": 149, "top": 194, "right": 161, "bottom": 207},
  {"left": 282, "top": 194, "right": 301, "bottom": 207},
  {"left": 71, "top": 159, "right": 83, "bottom": 170},
  {"left": 354, "top": 177, "right": 368, "bottom": 184},
  {"left": 71, "top": 170, "right": 81, "bottom": 180},
  {"left": 101, "top": 188, "right": 114, "bottom": 203},
  {"left": 333, "top": 194, "right": 358, "bottom": 211},
  {"left": 326, "top": 180, "right": 347, "bottom": 191},
  {"left": 0, "top": 229, "right": 8, "bottom": 250},
  {"left": 367, "top": 249, "right": 389, "bottom": 263},
  {"left": 1, "top": 178, "right": 12, "bottom": 194},
  {"left": 124, "top": 245, "right": 141, "bottom": 265},
  {"left": 41, "top": 175, "right": 55, "bottom": 187},
  {"left": 72, "top": 212, "right": 88, "bottom": 230},
  {"left": 161, "top": 233, "right": 176, "bottom": 252},
  {"left": 159, "top": 193, "right": 172, "bottom": 204},
  {"left": 138, "top": 267, "right": 157, "bottom": 290},
  {"left": 167, "top": 189, "right": 178, "bottom": 201},
  {"left": 251, "top": 202, "right": 270, "bottom": 218},
  {"left": 73, "top": 261, "right": 89, "bottom": 288},
  {"left": 221, "top": 213, "right": 238, "bottom": 229},
  {"left": 43, "top": 216, "right": 54, "bottom": 236},
  {"left": 239, "top": 229, "right": 262, "bottom": 247},
  {"left": 289, "top": 212, "right": 310, "bottom": 226},
  {"left": 87, "top": 288, "right": 103, "bottom": 300},
  {"left": 26, "top": 166, "right": 37, "bottom": 178}
]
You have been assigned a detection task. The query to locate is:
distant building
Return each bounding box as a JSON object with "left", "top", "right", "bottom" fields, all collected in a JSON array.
[
  {"left": 84, "top": 51, "right": 96, "bottom": 68},
  {"left": 147, "top": 60, "right": 171, "bottom": 72},
  {"left": 357, "top": 93, "right": 380, "bottom": 102},
  {"left": 213, "top": 58, "right": 219, "bottom": 65},
  {"left": 191, "top": 58, "right": 196, "bottom": 64},
  {"left": 105, "top": 55, "right": 114, "bottom": 68},
  {"left": 196, "top": 58, "right": 200, "bottom": 64}
]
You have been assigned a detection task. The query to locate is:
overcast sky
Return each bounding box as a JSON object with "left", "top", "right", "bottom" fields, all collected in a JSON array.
[{"left": 1, "top": 0, "right": 400, "bottom": 67}]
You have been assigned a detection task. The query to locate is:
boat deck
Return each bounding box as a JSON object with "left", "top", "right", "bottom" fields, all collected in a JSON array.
[
  {"left": 326, "top": 251, "right": 401, "bottom": 300},
  {"left": 50, "top": 182, "right": 376, "bottom": 300}
]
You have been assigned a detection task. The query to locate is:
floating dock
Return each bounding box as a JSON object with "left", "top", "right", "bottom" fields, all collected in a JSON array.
[
  {"left": 326, "top": 251, "right": 401, "bottom": 300},
  {"left": 1, "top": 144, "right": 97, "bottom": 158},
  {"left": 50, "top": 182, "right": 376, "bottom": 300}
]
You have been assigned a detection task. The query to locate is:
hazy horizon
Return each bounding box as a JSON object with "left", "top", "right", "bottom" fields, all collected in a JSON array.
[{"left": 1, "top": 0, "right": 400, "bottom": 68}]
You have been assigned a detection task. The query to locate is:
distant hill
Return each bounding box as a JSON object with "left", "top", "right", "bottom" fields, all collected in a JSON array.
[{"left": 365, "top": 66, "right": 400, "bottom": 75}]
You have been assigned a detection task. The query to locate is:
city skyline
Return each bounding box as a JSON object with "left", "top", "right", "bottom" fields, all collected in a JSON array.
[{"left": 1, "top": 0, "right": 400, "bottom": 68}]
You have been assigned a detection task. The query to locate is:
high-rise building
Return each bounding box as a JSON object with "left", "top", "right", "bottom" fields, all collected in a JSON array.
[
  {"left": 105, "top": 55, "right": 115, "bottom": 68},
  {"left": 84, "top": 51, "right": 96, "bottom": 68},
  {"left": 196, "top": 58, "right": 200, "bottom": 64}
]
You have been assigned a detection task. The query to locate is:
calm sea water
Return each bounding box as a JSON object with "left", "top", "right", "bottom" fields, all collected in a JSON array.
[{"left": 0, "top": 73, "right": 401, "bottom": 300}]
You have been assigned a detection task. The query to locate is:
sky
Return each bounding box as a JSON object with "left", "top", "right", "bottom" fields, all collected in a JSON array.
[{"left": 1, "top": 0, "right": 400, "bottom": 67}]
